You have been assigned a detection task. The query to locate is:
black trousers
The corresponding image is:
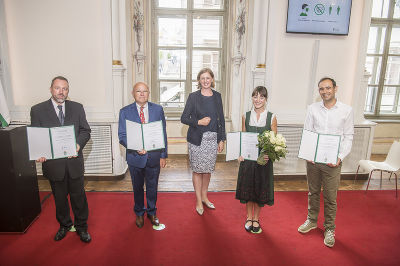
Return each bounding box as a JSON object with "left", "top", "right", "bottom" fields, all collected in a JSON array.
[{"left": 49, "top": 167, "right": 89, "bottom": 231}]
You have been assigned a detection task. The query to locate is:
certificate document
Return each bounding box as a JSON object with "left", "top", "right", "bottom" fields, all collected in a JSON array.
[
  {"left": 298, "top": 129, "right": 341, "bottom": 164},
  {"left": 226, "top": 132, "right": 259, "bottom": 161},
  {"left": 27, "top": 125, "right": 77, "bottom": 160},
  {"left": 126, "top": 120, "right": 165, "bottom": 151}
]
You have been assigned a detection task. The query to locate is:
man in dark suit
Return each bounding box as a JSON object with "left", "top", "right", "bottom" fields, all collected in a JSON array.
[
  {"left": 118, "top": 82, "right": 167, "bottom": 228},
  {"left": 30, "top": 76, "right": 92, "bottom": 242}
]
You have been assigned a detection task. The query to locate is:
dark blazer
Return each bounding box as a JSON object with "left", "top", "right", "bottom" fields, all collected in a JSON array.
[
  {"left": 181, "top": 89, "right": 226, "bottom": 146},
  {"left": 118, "top": 102, "right": 168, "bottom": 168},
  {"left": 30, "top": 99, "right": 91, "bottom": 181}
]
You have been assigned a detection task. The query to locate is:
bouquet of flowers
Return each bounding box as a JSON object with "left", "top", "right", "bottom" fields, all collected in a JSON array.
[{"left": 257, "top": 130, "right": 288, "bottom": 165}]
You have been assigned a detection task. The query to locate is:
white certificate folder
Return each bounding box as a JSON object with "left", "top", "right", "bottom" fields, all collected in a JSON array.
[
  {"left": 126, "top": 120, "right": 165, "bottom": 151},
  {"left": 226, "top": 132, "right": 259, "bottom": 161},
  {"left": 26, "top": 125, "right": 77, "bottom": 160},
  {"left": 298, "top": 129, "right": 341, "bottom": 164}
]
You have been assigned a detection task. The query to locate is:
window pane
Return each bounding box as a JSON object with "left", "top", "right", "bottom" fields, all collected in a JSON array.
[
  {"left": 158, "top": 17, "right": 186, "bottom": 46},
  {"left": 193, "top": 18, "right": 221, "bottom": 48},
  {"left": 192, "top": 50, "right": 220, "bottom": 80},
  {"left": 365, "top": 56, "right": 383, "bottom": 84},
  {"left": 367, "top": 25, "right": 386, "bottom": 54},
  {"left": 389, "top": 27, "right": 400, "bottom": 54},
  {"left": 380, "top": 86, "right": 397, "bottom": 113},
  {"left": 160, "top": 82, "right": 185, "bottom": 108},
  {"left": 384, "top": 56, "right": 400, "bottom": 85},
  {"left": 394, "top": 0, "right": 400, "bottom": 18},
  {"left": 158, "top": 49, "right": 187, "bottom": 79},
  {"left": 365, "top": 86, "right": 378, "bottom": 113},
  {"left": 371, "top": 0, "right": 390, "bottom": 18},
  {"left": 157, "top": 0, "right": 187, "bottom": 9},
  {"left": 193, "top": 0, "right": 223, "bottom": 9}
]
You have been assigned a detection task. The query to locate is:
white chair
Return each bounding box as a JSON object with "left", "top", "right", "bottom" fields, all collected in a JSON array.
[{"left": 355, "top": 141, "right": 400, "bottom": 198}]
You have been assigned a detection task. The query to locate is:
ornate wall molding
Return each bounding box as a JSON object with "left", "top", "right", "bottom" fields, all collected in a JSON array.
[{"left": 133, "top": 0, "right": 145, "bottom": 74}]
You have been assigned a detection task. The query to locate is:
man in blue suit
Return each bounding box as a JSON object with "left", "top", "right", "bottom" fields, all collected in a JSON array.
[{"left": 118, "top": 82, "right": 167, "bottom": 228}]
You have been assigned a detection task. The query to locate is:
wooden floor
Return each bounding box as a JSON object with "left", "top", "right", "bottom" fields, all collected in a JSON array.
[{"left": 37, "top": 154, "right": 400, "bottom": 193}]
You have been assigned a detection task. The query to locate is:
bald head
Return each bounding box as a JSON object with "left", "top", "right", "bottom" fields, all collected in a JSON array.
[{"left": 132, "top": 82, "right": 150, "bottom": 106}]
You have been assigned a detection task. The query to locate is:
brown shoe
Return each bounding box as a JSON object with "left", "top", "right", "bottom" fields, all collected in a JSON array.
[
  {"left": 135, "top": 216, "right": 144, "bottom": 228},
  {"left": 147, "top": 214, "right": 160, "bottom": 226}
]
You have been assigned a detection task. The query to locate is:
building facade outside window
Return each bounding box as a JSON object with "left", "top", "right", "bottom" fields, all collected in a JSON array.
[
  {"left": 151, "top": 0, "right": 228, "bottom": 115},
  {"left": 365, "top": 0, "right": 400, "bottom": 119}
]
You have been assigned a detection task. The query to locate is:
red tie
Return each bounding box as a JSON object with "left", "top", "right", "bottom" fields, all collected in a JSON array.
[{"left": 139, "top": 106, "right": 145, "bottom": 124}]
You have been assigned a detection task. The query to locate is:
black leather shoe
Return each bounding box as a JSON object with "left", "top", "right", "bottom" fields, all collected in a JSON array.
[
  {"left": 147, "top": 214, "right": 160, "bottom": 226},
  {"left": 76, "top": 230, "right": 91, "bottom": 243},
  {"left": 136, "top": 216, "right": 144, "bottom": 228},
  {"left": 252, "top": 220, "right": 261, "bottom": 233},
  {"left": 54, "top": 226, "right": 70, "bottom": 241},
  {"left": 244, "top": 219, "right": 253, "bottom": 232}
]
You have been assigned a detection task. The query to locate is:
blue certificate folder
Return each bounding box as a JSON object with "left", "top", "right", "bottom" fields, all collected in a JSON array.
[
  {"left": 298, "top": 129, "right": 341, "bottom": 164},
  {"left": 26, "top": 125, "right": 77, "bottom": 160}
]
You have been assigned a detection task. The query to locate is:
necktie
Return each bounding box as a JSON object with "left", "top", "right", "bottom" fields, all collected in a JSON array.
[
  {"left": 57, "top": 105, "right": 64, "bottom": 125},
  {"left": 139, "top": 106, "right": 145, "bottom": 124}
]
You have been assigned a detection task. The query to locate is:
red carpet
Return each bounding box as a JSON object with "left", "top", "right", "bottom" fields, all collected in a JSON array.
[{"left": 0, "top": 191, "right": 399, "bottom": 266}]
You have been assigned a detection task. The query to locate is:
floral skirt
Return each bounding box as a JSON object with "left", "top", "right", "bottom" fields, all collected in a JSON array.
[{"left": 188, "top": 131, "right": 218, "bottom": 173}]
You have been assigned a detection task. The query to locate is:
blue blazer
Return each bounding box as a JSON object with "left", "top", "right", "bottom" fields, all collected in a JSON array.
[{"left": 118, "top": 102, "right": 167, "bottom": 168}]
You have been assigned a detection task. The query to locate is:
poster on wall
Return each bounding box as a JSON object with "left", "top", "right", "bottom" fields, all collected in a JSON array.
[{"left": 286, "top": 0, "right": 352, "bottom": 35}]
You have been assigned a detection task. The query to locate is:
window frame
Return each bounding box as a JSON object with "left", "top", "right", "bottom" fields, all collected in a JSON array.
[
  {"left": 365, "top": 0, "right": 400, "bottom": 119},
  {"left": 151, "top": 0, "right": 228, "bottom": 116}
]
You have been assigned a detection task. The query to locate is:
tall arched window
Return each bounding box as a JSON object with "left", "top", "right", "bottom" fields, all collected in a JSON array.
[{"left": 151, "top": 0, "right": 228, "bottom": 115}]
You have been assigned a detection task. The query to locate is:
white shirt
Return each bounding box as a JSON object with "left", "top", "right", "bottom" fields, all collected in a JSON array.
[
  {"left": 304, "top": 100, "right": 354, "bottom": 161},
  {"left": 136, "top": 102, "right": 149, "bottom": 123},
  {"left": 51, "top": 98, "right": 65, "bottom": 117},
  {"left": 249, "top": 107, "right": 276, "bottom": 127}
]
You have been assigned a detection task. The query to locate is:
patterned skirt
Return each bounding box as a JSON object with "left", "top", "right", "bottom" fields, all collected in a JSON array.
[{"left": 188, "top": 131, "right": 218, "bottom": 173}]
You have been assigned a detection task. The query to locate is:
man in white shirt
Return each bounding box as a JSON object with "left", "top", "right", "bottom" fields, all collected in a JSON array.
[{"left": 297, "top": 77, "right": 354, "bottom": 248}]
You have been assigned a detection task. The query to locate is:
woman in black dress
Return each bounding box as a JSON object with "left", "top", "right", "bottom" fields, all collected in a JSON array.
[
  {"left": 181, "top": 68, "right": 226, "bottom": 215},
  {"left": 235, "top": 86, "right": 277, "bottom": 233}
]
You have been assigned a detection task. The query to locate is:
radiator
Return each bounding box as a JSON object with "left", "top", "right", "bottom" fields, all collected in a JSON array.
[
  {"left": 36, "top": 124, "right": 113, "bottom": 175},
  {"left": 274, "top": 125, "right": 372, "bottom": 174}
]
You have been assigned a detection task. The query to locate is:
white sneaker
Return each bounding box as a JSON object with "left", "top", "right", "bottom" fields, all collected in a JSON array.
[
  {"left": 298, "top": 220, "right": 317, "bottom": 233},
  {"left": 324, "top": 229, "right": 335, "bottom": 247}
]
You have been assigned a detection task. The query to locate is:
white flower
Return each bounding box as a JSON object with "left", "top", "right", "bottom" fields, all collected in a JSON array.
[{"left": 275, "top": 146, "right": 282, "bottom": 151}]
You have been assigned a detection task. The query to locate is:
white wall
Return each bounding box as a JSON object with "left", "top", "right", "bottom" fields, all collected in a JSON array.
[
  {"left": 1, "top": 0, "right": 114, "bottom": 122},
  {"left": 265, "top": 0, "right": 366, "bottom": 124}
]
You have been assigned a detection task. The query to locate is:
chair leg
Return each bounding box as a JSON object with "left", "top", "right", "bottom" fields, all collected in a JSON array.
[
  {"left": 380, "top": 171, "right": 383, "bottom": 189},
  {"left": 389, "top": 172, "right": 392, "bottom": 181},
  {"left": 366, "top": 170, "right": 374, "bottom": 194},
  {"left": 395, "top": 173, "right": 398, "bottom": 199},
  {"left": 354, "top": 165, "right": 360, "bottom": 184}
]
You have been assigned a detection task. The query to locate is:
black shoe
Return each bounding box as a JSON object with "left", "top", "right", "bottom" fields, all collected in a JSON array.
[
  {"left": 76, "top": 230, "right": 92, "bottom": 243},
  {"left": 136, "top": 216, "right": 144, "bottom": 228},
  {"left": 54, "top": 226, "right": 70, "bottom": 241},
  {"left": 244, "top": 219, "right": 253, "bottom": 232},
  {"left": 252, "top": 220, "right": 261, "bottom": 234},
  {"left": 147, "top": 214, "right": 160, "bottom": 226}
]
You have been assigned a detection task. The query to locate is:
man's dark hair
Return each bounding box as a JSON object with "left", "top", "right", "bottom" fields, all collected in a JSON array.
[
  {"left": 51, "top": 76, "right": 69, "bottom": 87},
  {"left": 318, "top": 77, "right": 336, "bottom": 88},
  {"left": 251, "top": 86, "right": 268, "bottom": 98}
]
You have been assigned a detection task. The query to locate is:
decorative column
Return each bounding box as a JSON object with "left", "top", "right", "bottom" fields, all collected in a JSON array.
[
  {"left": 246, "top": 0, "right": 269, "bottom": 112},
  {"left": 111, "top": 0, "right": 127, "bottom": 116}
]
